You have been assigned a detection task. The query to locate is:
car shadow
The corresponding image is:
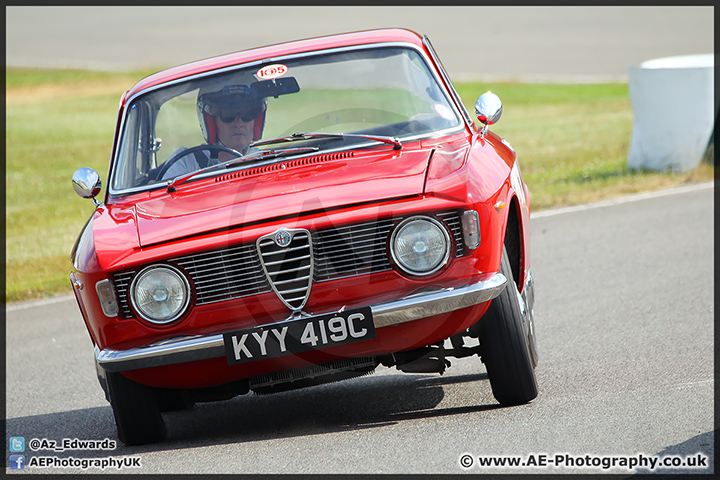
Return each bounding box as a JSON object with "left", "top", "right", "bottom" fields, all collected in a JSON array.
[
  {"left": 6, "top": 369, "right": 499, "bottom": 457},
  {"left": 164, "top": 370, "right": 497, "bottom": 442},
  {"left": 631, "top": 430, "right": 715, "bottom": 475}
]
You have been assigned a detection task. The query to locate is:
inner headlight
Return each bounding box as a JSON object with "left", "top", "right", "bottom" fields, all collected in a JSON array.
[
  {"left": 130, "top": 265, "right": 191, "bottom": 324},
  {"left": 390, "top": 216, "right": 451, "bottom": 275}
]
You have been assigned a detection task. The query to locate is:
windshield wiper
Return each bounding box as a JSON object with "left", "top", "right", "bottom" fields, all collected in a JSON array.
[
  {"left": 250, "top": 131, "right": 403, "bottom": 151},
  {"left": 166, "top": 146, "right": 319, "bottom": 192}
]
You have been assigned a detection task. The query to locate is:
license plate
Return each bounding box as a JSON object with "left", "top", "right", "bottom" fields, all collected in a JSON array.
[{"left": 224, "top": 307, "right": 375, "bottom": 365}]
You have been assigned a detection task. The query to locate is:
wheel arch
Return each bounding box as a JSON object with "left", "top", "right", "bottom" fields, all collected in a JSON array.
[{"left": 501, "top": 194, "right": 526, "bottom": 290}]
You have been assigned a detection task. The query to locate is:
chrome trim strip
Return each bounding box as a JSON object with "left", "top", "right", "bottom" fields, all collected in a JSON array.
[
  {"left": 96, "top": 273, "right": 506, "bottom": 373},
  {"left": 96, "top": 335, "right": 225, "bottom": 373},
  {"left": 372, "top": 273, "right": 506, "bottom": 328},
  {"left": 423, "top": 35, "right": 474, "bottom": 129}
]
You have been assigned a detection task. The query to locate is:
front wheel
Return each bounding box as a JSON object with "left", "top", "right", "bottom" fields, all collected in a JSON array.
[
  {"left": 475, "top": 246, "right": 538, "bottom": 406},
  {"left": 106, "top": 372, "right": 167, "bottom": 446}
]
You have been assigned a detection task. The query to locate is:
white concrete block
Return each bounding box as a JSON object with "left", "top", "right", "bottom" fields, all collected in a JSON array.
[{"left": 628, "top": 54, "right": 714, "bottom": 172}]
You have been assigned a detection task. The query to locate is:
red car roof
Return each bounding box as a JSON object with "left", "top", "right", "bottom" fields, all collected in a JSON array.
[{"left": 126, "top": 28, "right": 426, "bottom": 99}]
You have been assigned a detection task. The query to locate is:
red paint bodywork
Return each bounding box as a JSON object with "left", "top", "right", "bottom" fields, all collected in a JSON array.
[{"left": 71, "top": 28, "right": 531, "bottom": 390}]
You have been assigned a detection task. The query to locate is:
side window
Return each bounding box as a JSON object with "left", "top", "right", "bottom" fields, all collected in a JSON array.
[{"left": 155, "top": 90, "right": 204, "bottom": 166}]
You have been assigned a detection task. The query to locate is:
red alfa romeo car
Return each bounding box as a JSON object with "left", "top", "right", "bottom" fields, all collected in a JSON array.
[{"left": 71, "top": 28, "right": 538, "bottom": 445}]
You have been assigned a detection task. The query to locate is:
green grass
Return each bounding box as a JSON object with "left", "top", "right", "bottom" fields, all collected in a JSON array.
[
  {"left": 455, "top": 82, "right": 713, "bottom": 210},
  {"left": 5, "top": 68, "right": 713, "bottom": 303}
]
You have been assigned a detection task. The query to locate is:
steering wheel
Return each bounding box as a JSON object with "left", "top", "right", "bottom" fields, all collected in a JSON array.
[{"left": 155, "top": 144, "right": 243, "bottom": 181}]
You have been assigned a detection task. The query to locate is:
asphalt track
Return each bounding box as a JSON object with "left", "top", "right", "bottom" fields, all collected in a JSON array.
[
  {"left": 5, "top": 183, "right": 714, "bottom": 474},
  {"left": 5, "top": 6, "right": 714, "bottom": 81}
]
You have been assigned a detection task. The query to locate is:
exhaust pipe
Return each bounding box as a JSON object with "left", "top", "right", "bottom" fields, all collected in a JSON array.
[{"left": 395, "top": 347, "right": 450, "bottom": 374}]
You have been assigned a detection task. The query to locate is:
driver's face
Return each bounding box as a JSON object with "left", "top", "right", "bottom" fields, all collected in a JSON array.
[{"left": 215, "top": 112, "right": 255, "bottom": 155}]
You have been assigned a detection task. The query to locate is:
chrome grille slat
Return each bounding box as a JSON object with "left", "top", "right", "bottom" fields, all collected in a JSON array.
[
  {"left": 189, "top": 269, "right": 265, "bottom": 282},
  {"left": 318, "top": 230, "right": 380, "bottom": 244},
  {"left": 174, "top": 245, "right": 270, "bottom": 307},
  {"left": 316, "top": 247, "right": 384, "bottom": 261},
  {"left": 262, "top": 254, "right": 312, "bottom": 267},
  {"left": 192, "top": 277, "right": 267, "bottom": 288},
  {"left": 188, "top": 264, "right": 260, "bottom": 277},
  {"left": 185, "top": 255, "right": 254, "bottom": 266},
  {"left": 436, "top": 211, "right": 465, "bottom": 257},
  {"left": 113, "top": 271, "right": 136, "bottom": 318},
  {"left": 257, "top": 229, "right": 314, "bottom": 311},
  {"left": 282, "top": 295, "right": 307, "bottom": 303},
  {"left": 259, "top": 244, "right": 309, "bottom": 255},
  {"left": 278, "top": 286, "right": 310, "bottom": 295},
  {"left": 273, "top": 274, "right": 311, "bottom": 286},
  {"left": 312, "top": 219, "right": 394, "bottom": 281},
  {"left": 316, "top": 240, "right": 380, "bottom": 254}
]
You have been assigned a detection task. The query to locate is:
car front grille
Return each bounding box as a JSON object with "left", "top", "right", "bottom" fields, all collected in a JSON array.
[
  {"left": 113, "top": 211, "right": 466, "bottom": 318},
  {"left": 438, "top": 210, "right": 466, "bottom": 257},
  {"left": 174, "top": 244, "right": 270, "bottom": 305},
  {"left": 257, "top": 229, "right": 313, "bottom": 311},
  {"left": 113, "top": 271, "right": 136, "bottom": 318},
  {"left": 313, "top": 218, "right": 395, "bottom": 281}
]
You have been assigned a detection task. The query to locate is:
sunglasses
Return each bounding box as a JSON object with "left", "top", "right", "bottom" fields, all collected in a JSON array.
[{"left": 215, "top": 107, "right": 260, "bottom": 123}]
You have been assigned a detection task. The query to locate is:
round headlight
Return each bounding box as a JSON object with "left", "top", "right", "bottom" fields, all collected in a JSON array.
[
  {"left": 130, "top": 265, "right": 191, "bottom": 324},
  {"left": 390, "top": 216, "right": 451, "bottom": 275}
]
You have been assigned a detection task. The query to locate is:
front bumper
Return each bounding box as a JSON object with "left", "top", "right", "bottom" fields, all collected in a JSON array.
[{"left": 95, "top": 273, "right": 507, "bottom": 373}]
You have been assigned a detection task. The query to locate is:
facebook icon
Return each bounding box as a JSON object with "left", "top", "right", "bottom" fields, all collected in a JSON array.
[{"left": 9, "top": 455, "right": 25, "bottom": 470}]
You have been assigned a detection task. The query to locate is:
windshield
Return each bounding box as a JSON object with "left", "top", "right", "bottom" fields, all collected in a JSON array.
[{"left": 111, "top": 46, "right": 463, "bottom": 193}]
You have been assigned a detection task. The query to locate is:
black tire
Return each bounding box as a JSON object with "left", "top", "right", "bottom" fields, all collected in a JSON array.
[
  {"left": 106, "top": 372, "right": 167, "bottom": 446},
  {"left": 477, "top": 246, "right": 538, "bottom": 406}
]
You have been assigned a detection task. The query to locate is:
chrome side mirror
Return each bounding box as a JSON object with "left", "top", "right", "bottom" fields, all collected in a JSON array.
[
  {"left": 475, "top": 91, "right": 503, "bottom": 135},
  {"left": 72, "top": 167, "right": 102, "bottom": 207}
]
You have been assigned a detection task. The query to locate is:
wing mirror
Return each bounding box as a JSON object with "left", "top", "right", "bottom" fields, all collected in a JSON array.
[
  {"left": 475, "top": 91, "right": 503, "bottom": 135},
  {"left": 72, "top": 167, "right": 102, "bottom": 207}
]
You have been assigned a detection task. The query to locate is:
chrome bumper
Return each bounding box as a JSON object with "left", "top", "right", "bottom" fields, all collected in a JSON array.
[{"left": 96, "top": 273, "right": 507, "bottom": 373}]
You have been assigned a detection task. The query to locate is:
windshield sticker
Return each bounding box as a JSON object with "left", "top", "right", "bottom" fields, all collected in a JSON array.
[
  {"left": 433, "top": 103, "right": 455, "bottom": 121},
  {"left": 257, "top": 64, "right": 288, "bottom": 80}
]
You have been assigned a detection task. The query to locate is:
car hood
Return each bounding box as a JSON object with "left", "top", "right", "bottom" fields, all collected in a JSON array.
[{"left": 133, "top": 148, "right": 433, "bottom": 247}]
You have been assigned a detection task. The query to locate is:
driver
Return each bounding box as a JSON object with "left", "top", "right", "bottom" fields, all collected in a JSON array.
[{"left": 159, "top": 83, "right": 267, "bottom": 180}]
